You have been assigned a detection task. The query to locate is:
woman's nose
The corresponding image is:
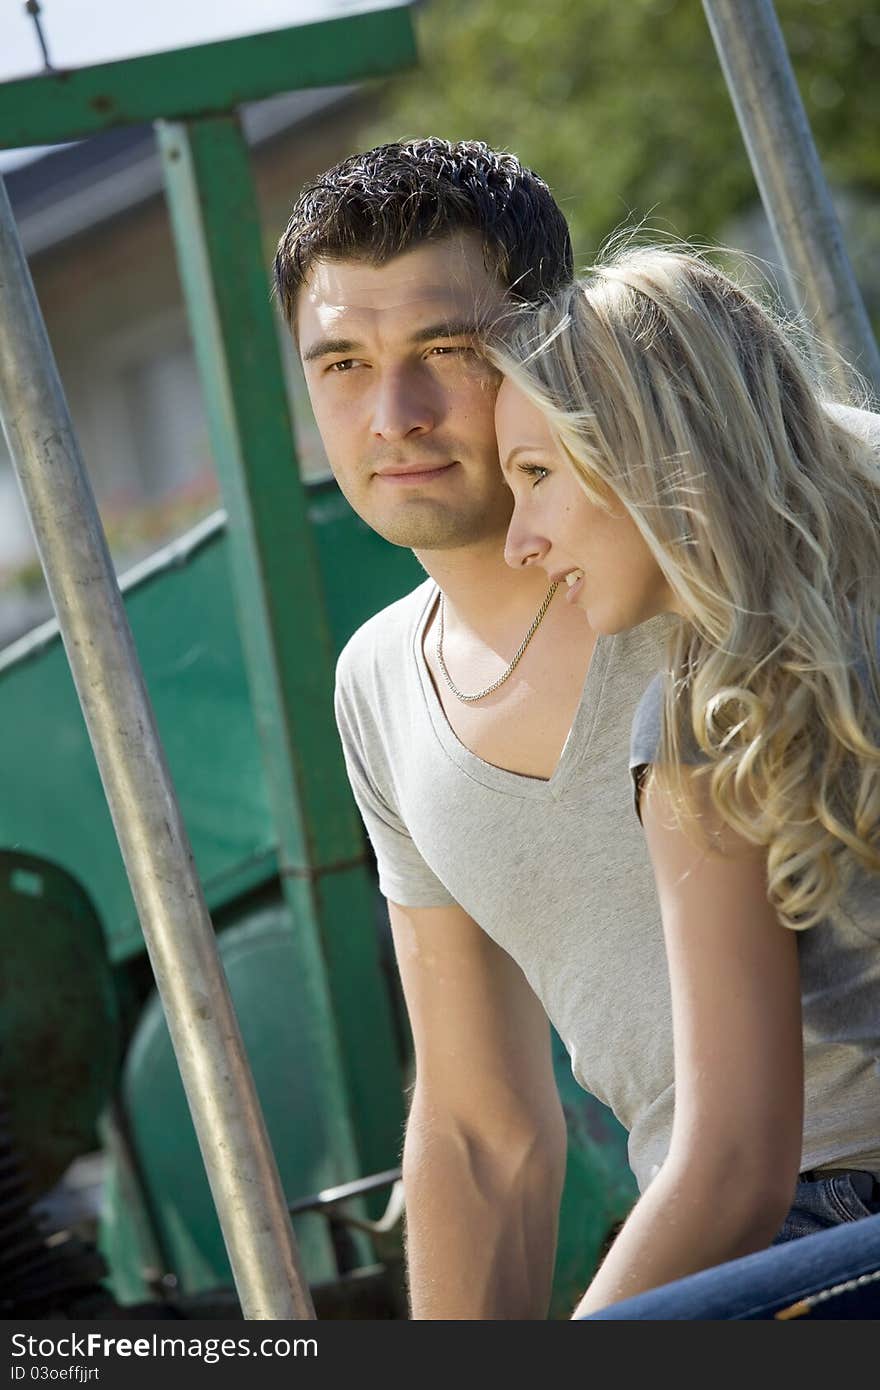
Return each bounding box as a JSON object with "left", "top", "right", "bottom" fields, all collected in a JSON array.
[{"left": 504, "top": 510, "right": 550, "bottom": 570}]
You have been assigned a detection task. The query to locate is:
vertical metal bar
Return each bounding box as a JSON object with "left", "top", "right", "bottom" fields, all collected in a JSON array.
[
  {"left": 157, "top": 114, "right": 404, "bottom": 1193},
  {"left": 703, "top": 0, "right": 880, "bottom": 399},
  {"left": 0, "top": 175, "right": 313, "bottom": 1321}
]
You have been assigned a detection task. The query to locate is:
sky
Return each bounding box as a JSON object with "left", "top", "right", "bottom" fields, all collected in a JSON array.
[{"left": 0, "top": 0, "right": 400, "bottom": 171}]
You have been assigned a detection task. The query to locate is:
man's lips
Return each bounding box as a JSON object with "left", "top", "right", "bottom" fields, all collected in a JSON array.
[{"left": 373, "top": 461, "right": 458, "bottom": 484}]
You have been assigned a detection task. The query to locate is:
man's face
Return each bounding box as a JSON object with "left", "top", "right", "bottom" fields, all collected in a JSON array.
[{"left": 297, "top": 234, "right": 512, "bottom": 550}]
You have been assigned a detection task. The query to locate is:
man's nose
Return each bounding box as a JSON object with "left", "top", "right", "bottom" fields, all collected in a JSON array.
[
  {"left": 504, "top": 508, "right": 550, "bottom": 570},
  {"left": 371, "top": 367, "right": 436, "bottom": 440}
]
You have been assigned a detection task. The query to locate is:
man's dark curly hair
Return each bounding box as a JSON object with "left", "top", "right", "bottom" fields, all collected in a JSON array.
[{"left": 274, "top": 137, "right": 573, "bottom": 324}]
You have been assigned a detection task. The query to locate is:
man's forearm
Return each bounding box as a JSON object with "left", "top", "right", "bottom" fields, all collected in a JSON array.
[{"left": 402, "top": 1102, "right": 566, "bottom": 1319}]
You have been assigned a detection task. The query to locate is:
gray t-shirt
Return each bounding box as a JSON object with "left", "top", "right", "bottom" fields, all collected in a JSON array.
[{"left": 335, "top": 579, "right": 880, "bottom": 1189}]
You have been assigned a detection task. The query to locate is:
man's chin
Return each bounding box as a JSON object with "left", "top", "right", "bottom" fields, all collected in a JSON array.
[{"left": 351, "top": 497, "right": 492, "bottom": 551}]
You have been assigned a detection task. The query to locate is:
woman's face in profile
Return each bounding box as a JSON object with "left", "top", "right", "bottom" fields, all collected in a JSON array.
[{"left": 496, "top": 378, "right": 677, "bottom": 635}]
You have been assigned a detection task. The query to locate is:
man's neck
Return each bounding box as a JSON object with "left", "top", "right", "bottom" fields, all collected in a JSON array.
[
  {"left": 414, "top": 531, "right": 596, "bottom": 784},
  {"left": 413, "top": 535, "right": 553, "bottom": 634}
]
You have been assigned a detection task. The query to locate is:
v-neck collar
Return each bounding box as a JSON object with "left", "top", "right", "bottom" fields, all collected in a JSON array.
[{"left": 411, "top": 583, "right": 615, "bottom": 802}]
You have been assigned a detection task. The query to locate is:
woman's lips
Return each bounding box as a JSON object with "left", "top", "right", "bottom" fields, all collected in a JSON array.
[{"left": 564, "top": 570, "right": 585, "bottom": 604}]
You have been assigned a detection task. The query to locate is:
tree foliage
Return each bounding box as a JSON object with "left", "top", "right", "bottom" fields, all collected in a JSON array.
[{"left": 361, "top": 0, "right": 880, "bottom": 269}]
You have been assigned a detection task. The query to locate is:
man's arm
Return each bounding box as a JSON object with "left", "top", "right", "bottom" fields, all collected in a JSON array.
[{"left": 388, "top": 899, "right": 568, "bottom": 1320}]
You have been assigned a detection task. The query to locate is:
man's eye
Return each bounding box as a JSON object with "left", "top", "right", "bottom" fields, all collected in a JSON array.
[
  {"left": 426, "top": 344, "right": 470, "bottom": 358},
  {"left": 326, "top": 359, "right": 359, "bottom": 373}
]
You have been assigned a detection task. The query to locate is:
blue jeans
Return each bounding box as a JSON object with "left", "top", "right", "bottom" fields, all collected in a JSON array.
[
  {"left": 582, "top": 1172, "right": 880, "bottom": 1319},
  {"left": 774, "top": 1169, "right": 880, "bottom": 1241}
]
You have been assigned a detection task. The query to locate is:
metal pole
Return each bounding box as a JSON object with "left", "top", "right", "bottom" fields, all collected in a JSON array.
[
  {"left": 0, "top": 175, "right": 314, "bottom": 1321},
  {"left": 703, "top": 0, "right": 880, "bottom": 400}
]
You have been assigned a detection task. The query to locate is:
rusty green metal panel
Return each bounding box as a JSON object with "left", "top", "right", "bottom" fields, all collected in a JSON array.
[
  {"left": 157, "top": 112, "right": 404, "bottom": 1188},
  {"left": 0, "top": 508, "right": 422, "bottom": 965},
  {"left": 0, "top": 7, "right": 416, "bottom": 150},
  {"left": 0, "top": 522, "right": 277, "bottom": 964}
]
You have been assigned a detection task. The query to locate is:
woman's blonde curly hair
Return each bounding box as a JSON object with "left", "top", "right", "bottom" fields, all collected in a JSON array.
[{"left": 492, "top": 245, "right": 880, "bottom": 930}]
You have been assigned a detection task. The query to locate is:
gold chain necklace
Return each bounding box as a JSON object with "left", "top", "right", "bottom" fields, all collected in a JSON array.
[{"left": 435, "top": 581, "right": 559, "bottom": 704}]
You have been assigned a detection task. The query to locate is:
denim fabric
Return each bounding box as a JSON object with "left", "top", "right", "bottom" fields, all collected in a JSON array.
[{"left": 774, "top": 1171, "right": 880, "bottom": 1243}]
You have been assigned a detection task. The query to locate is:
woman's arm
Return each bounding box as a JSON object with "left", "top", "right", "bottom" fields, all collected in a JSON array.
[{"left": 573, "top": 769, "right": 804, "bottom": 1317}]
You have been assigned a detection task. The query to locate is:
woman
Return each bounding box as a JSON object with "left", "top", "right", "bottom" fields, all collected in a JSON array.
[{"left": 491, "top": 246, "right": 880, "bottom": 1316}]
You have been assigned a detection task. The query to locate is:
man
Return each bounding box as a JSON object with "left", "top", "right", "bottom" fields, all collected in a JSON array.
[
  {"left": 274, "top": 137, "right": 673, "bottom": 1319},
  {"left": 273, "top": 138, "right": 879, "bottom": 1319}
]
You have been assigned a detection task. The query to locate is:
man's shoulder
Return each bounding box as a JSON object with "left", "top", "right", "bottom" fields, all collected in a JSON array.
[
  {"left": 336, "top": 577, "right": 436, "bottom": 693},
  {"left": 822, "top": 400, "right": 880, "bottom": 448}
]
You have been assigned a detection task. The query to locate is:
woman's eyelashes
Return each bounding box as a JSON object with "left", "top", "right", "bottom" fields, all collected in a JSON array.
[{"left": 517, "top": 463, "right": 551, "bottom": 487}]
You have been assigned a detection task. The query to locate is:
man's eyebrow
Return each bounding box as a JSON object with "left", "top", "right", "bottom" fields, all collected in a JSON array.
[
  {"left": 301, "top": 321, "right": 481, "bottom": 363},
  {"left": 301, "top": 337, "right": 362, "bottom": 364},
  {"left": 409, "top": 319, "right": 481, "bottom": 345}
]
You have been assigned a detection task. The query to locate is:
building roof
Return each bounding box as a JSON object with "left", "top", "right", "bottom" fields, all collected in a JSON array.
[{"left": 3, "top": 85, "right": 355, "bottom": 256}]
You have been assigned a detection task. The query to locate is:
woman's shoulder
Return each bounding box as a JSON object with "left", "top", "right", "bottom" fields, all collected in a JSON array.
[
  {"left": 629, "top": 672, "right": 709, "bottom": 769},
  {"left": 629, "top": 672, "right": 667, "bottom": 774},
  {"left": 629, "top": 672, "right": 714, "bottom": 822}
]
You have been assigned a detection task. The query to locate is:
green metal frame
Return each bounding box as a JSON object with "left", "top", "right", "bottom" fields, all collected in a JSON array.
[
  {"left": 155, "top": 108, "right": 405, "bottom": 1191},
  {"left": 0, "top": 7, "right": 416, "bottom": 149}
]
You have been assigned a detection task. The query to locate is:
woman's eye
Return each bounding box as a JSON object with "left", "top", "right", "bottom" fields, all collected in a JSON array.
[{"left": 518, "top": 464, "right": 550, "bottom": 486}]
